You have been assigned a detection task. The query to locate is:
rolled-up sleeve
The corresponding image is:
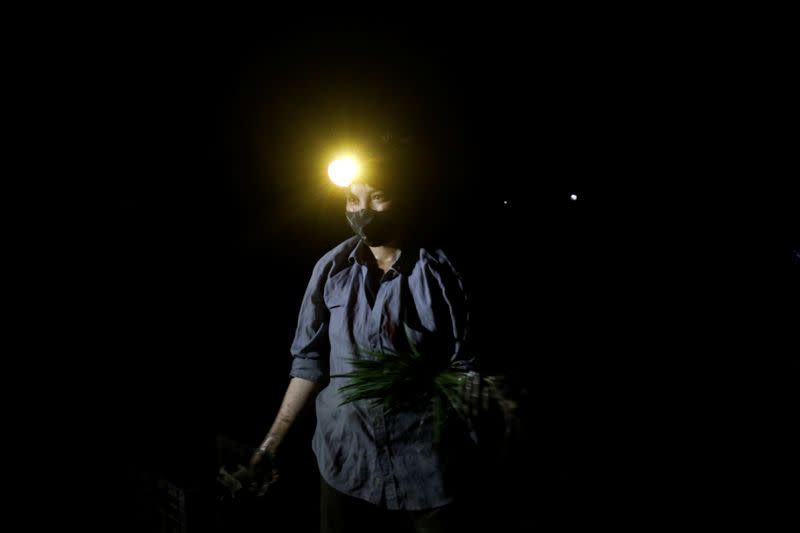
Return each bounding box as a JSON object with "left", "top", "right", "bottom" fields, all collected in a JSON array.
[{"left": 289, "top": 258, "right": 331, "bottom": 383}]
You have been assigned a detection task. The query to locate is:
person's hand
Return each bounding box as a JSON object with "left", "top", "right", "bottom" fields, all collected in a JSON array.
[
  {"left": 458, "top": 371, "right": 491, "bottom": 417},
  {"left": 248, "top": 437, "right": 280, "bottom": 494},
  {"left": 250, "top": 434, "right": 279, "bottom": 465}
]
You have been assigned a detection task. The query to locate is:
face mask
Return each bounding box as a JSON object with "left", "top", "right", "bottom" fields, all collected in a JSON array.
[{"left": 346, "top": 209, "right": 399, "bottom": 246}]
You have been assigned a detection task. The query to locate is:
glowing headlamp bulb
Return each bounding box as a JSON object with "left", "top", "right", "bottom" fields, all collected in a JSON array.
[{"left": 328, "top": 157, "right": 359, "bottom": 187}]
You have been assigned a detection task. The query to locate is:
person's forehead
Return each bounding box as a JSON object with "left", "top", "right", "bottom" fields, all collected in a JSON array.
[{"left": 349, "top": 182, "right": 384, "bottom": 194}]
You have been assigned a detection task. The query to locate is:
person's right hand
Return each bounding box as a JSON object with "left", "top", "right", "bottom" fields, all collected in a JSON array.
[
  {"left": 250, "top": 434, "right": 279, "bottom": 466},
  {"left": 249, "top": 443, "right": 280, "bottom": 493}
]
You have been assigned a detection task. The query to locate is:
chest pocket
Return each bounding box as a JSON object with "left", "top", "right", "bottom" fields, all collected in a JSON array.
[{"left": 324, "top": 268, "right": 357, "bottom": 340}]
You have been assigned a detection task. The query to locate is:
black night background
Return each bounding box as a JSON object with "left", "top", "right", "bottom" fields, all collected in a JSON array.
[{"left": 43, "top": 10, "right": 796, "bottom": 532}]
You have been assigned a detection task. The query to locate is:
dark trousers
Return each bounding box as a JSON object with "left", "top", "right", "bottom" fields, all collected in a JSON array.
[{"left": 319, "top": 476, "right": 461, "bottom": 533}]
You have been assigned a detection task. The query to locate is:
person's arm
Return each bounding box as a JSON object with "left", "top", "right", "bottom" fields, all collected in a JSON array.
[
  {"left": 252, "top": 255, "right": 331, "bottom": 465},
  {"left": 429, "top": 250, "right": 485, "bottom": 415},
  {"left": 250, "top": 377, "right": 321, "bottom": 465}
]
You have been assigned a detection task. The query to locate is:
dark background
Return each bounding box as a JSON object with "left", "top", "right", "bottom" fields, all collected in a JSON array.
[{"left": 45, "top": 10, "right": 796, "bottom": 532}]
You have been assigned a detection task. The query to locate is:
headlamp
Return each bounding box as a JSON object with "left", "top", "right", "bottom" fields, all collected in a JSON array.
[{"left": 327, "top": 157, "right": 360, "bottom": 187}]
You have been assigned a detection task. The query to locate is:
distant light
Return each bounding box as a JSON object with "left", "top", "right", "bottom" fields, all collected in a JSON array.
[
  {"left": 570, "top": 194, "right": 578, "bottom": 201},
  {"left": 503, "top": 200, "right": 508, "bottom": 205},
  {"left": 328, "top": 158, "right": 360, "bottom": 187}
]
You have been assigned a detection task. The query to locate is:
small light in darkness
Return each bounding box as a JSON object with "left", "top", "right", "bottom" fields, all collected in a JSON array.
[
  {"left": 570, "top": 194, "right": 578, "bottom": 201},
  {"left": 328, "top": 157, "right": 359, "bottom": 187}
]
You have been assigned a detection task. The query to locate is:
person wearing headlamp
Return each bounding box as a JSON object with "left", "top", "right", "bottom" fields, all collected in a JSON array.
[{"left": 251, "top": 134, "right": 476, "bottom": 533}]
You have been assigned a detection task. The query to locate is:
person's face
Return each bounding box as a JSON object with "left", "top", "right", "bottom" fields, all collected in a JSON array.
[{"left": 346, "top": 182, "right": 392, "bottom": 213}]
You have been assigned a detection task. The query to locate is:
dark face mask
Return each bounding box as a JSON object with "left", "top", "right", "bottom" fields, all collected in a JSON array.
[{"left": 346, "top": 209, "right": 400, "bottom": 246}]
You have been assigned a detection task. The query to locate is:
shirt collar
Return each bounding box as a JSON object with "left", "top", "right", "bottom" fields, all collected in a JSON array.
[{"left": 347, "top": 238, "right": 414, "bottom": 275}]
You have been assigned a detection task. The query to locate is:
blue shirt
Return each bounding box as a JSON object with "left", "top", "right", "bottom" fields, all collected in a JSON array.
[{"left": 289, "top": 236, "right": 473, "bottom": 510}]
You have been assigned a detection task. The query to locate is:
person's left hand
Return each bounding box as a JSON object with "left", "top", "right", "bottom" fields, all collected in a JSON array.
[{"left": 458, "top": 371, "right": 491, "bottom": 417}]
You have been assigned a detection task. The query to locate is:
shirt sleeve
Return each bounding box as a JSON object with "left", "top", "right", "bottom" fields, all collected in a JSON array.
[
  {"left": 429, "top": 250, "right": 474, "bottom": 370},
  {"left": 289, "top": 258, "right": 331, "bottom": 383}
]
